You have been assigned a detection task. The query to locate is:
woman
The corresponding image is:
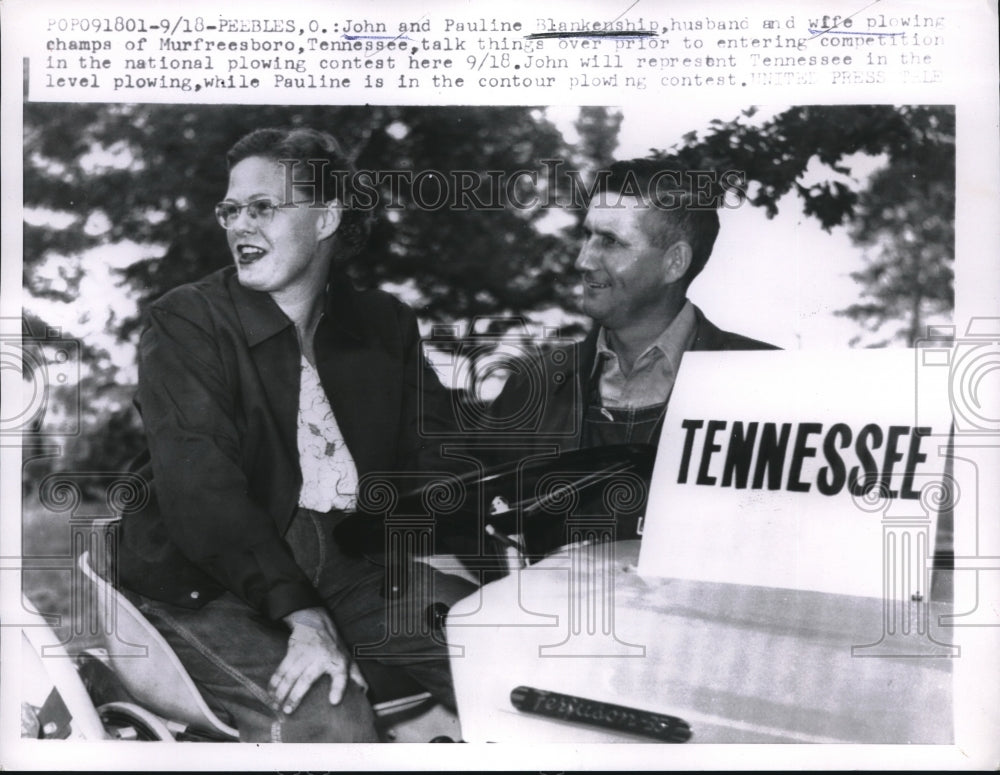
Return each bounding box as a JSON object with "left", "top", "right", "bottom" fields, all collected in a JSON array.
[{"left": 117, "top": 127, "right": 470, "bottom": 743}]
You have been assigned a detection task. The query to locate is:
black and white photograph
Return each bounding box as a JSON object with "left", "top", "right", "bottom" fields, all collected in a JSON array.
[{"left": 2, "top": 0, "right": 998, "bottom": 771}]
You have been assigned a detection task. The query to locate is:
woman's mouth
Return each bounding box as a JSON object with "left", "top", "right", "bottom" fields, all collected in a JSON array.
[{"left": 236, "top": 245, "right": 267, "bottom": 265}]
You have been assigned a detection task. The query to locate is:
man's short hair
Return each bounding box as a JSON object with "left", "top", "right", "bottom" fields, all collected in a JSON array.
[
  {"left": 590, "top": 158, "right": 721, "bottom": 287},
  {"left": 226, "top": 127, "right": 371, "bottom": 261}
]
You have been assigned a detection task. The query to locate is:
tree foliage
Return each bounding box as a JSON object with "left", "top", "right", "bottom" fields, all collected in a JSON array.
[
  {"left": 23, "top": 104, "right": 578, "bottom": 335},
  {"left": 839, "top": 152, "right": 955, "bottom": 346},
  {"left": 572, "top": 106, "right": 623, "bottom": 172},
  {"left": 659, "top": 104, "right": 955, "bottom": 345},
  {"left": 661, "top": 105, "right": 953, "bottom": 232}
]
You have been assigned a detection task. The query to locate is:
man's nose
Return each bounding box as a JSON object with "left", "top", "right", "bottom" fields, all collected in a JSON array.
[{"left": 575, "top": 240, "right": 597, "bottom": 272}]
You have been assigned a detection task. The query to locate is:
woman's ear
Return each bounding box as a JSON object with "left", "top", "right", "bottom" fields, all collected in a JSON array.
[{"left": 316, "top": 199, "right": 342, "bottom": 241}]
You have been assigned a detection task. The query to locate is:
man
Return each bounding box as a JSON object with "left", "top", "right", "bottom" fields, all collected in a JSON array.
[
  {"left": 489, "top": 157, "right": 775, "bottom": 450},
  {"left": 480, "top": 158, "right": 776, "bottom": 553}
]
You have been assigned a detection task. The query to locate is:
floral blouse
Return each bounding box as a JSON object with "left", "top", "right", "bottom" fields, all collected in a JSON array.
[{"left": 296, "top": 356, "right": 359, "bottom": 512}]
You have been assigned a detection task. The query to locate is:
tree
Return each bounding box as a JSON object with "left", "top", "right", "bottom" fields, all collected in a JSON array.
[
  {"left": 657, "top": 105, "right": 955, "bottom": 346},
  {"left": 23, "top": 105, "right": 578, "bottom": 331},
  {"left": 572, "top": 106, "right": 623, "bottom": 172},
  {"left": 838, "top": 156, "right": 954, "bottom": 346}
]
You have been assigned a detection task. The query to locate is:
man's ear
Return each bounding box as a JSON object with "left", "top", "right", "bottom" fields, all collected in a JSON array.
[
  {"left": 315, "top": 199, "right": 342, "bottom": 241},
  {"left": 663, "top": 240, "right": 692, "bottom": 284}
]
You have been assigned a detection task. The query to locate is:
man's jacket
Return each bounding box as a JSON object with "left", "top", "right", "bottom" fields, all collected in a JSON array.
[{"left": 479, "top": 305, "right": 778, "bottom": 457}]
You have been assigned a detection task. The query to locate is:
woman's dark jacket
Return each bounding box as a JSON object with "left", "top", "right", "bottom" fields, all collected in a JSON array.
[{"left": 117, "top": 266, "right": 451, "bottom": 620}]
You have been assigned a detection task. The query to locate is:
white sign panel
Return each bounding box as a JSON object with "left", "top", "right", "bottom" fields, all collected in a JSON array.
[{"left": 638, "top": 349, "right": 954, "bottom": 599}]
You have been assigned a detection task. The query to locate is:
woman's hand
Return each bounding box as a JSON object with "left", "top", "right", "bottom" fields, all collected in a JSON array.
[{"left": 269, "top": 607, "right": 368, "bottom": 714}]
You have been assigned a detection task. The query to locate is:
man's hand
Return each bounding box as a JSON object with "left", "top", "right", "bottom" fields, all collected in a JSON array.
[{"left": 268, "top": 607, "right": 368, "bottom": 715}]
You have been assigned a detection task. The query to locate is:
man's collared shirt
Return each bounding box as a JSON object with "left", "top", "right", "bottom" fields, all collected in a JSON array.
[{"left": 592, "top": 300, "right": 697, "bottom": 409}]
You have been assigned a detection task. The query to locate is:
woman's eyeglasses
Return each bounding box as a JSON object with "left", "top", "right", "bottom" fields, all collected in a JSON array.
[{"left": 214, "top": 197, "right": 310, "bottom": 230}]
